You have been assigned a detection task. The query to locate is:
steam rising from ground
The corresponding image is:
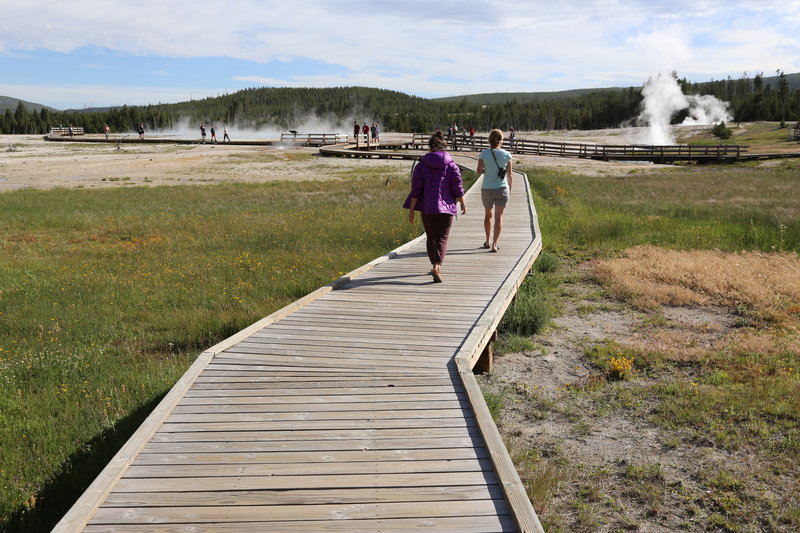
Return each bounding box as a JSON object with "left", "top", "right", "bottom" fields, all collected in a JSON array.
[
  {"left": 635, "top": 74, "right": 732, "bottom": 145},
  {"left": 146, "top": 115, "right": 368, "bottom": 140}
]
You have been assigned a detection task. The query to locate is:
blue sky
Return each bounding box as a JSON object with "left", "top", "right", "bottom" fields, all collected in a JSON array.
[{"left": 1, "top": 0, "right": 798, "bottom": 110}]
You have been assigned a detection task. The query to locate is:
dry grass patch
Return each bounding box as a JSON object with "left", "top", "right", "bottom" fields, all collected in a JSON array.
[
  {"left": 593, "top": 246, "right": 800, "bottom": 378},
  {"left": 593, "top": 245, "right": 800, "bottom": 326}
]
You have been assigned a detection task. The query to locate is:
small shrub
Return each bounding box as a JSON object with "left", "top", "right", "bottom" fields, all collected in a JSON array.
[
  {"left": 501, "top": 294, "right": 551, "bottom": 335},
  {"left": 536, "top": 251, "right": 560, "bottom": 273},
  {"left": 702, "top": 370, "right": 732, "bottom": 386},
  {"left": 711, "top": 122, "right": 733, "bottom": 140},
  {"left": 500, "top": 274, "right": 553, "bottom": 335},
  {"left": 523, "top": 461, "right": 564, "bottom": 514},
  {"left": 495, "top": 334, "right": 536, "bottom": 354},
  {"left": 483, "top": 391, "right": 504, "bottom": 423},
  {"left": 586, "top": 341, "right": 637, "bottom": 380},
  {"left": 608, "top": 356, "right": 634, "bottom": 380}
]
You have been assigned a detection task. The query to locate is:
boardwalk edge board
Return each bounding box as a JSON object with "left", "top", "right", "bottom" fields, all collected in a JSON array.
[
  {"left": 53, "top": 158, "right": 545, "bottom": 532},
  {"left": 455, "top": 169, "right": 545, "bottom": 533}
]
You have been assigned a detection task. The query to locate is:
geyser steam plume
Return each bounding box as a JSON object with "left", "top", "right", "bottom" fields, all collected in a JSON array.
[{"left": 636, "top": 73, "right": 733, "bottom": 145}]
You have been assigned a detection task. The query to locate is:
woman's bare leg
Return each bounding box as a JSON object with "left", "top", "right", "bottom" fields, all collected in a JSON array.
[
  {"left": 483, "top": 207, "right": 493, "bottom": 246},
  {"left": 492, "top": 205, "right": 505, "bottom": 251}
]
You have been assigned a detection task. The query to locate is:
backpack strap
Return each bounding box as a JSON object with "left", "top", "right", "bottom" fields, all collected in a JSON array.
[{"left": 490, "top": 149, "right": 504, "bottom": 178}]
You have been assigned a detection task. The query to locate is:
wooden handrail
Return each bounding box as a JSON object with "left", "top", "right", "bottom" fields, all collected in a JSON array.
[
  {"left": 49, "top": 126, "right": 85, "bottom": 136},
  {"left": 410, "top": 132, "right": 748, "bottom": 161},
  {"left": 279, "top": 133, "right": 348, "bottom": 146}
]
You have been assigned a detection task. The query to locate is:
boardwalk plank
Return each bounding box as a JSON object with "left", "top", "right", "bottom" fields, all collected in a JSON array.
[
  {"left": 156, "top": 417, "right": 474, "bottom": 432},
  {"left": 134, "top": 446, "right": 488, "bottom": 465},
  {"left": 112, "top": 471, "right": 500, "bottom": 492},
  {"left": 90, "top": 499, "right": 509, "bottom": 524},
  {"left": 180, "top": 391, "right": 465, "bottom": 403},
  {"left": 224, "top": 338, "right": 457, "bottom": 354},
  {"left": 193, "top": 374, "right": 456, "bottom": 384},
  {"left": 149, "top": 427, "right": 481, "bottom": 443},
  {"left": 125, "top": 457, "right": 495, "bottom": 477},
  {"left": 184, "top": 384, "right": 459, "bottom": 396},
  {"left": 165, "top": 409, "right": 471, "bottom": 423},
  {"left": 85, "top": 515, "right": 517, "bottom": 532},
  {"left": 141, "top": 436, "right": 480, "bottom": 454},
  {"left": 205, "top": 364, "right": 437, "bottom": 375},
  {"left": 171, "top": 400, "right": 469, "bottom": 412},
  {"left": 212, "top": 350, "right": 448, "bottom": 366},
  {"left": 101, "top": 484, "right": 503, "bottom": 507}
]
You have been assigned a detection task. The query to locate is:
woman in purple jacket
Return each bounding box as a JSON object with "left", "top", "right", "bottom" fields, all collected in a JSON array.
[{"left": 404, "top": 131, "right": 466, "bottom": 282}]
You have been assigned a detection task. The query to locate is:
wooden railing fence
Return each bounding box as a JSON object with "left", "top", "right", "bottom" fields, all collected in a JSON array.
[
  {"left": 411, "top": 133, "right": 748, "bottom": 162},
  {"left": 279, "top": 133, "right": 348, "bottom": 146},
  {"left": 49, "top": 126, "right": 85, "bottom": 136}
]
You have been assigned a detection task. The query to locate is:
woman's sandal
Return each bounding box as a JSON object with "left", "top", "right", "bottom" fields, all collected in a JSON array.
[
  {"left": 491, "top": 246, "right": 499, "bottom": 253},
  {"left": 482, "top": 241, "right": 490, "bottom": 249},
  {"left": 431, "top": 270, "right": 443, "bottom": 283}
]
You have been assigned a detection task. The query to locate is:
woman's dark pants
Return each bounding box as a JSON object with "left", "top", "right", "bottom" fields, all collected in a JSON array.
[{"left": 421, "top": 213, "right": 454, "bottom": 266}]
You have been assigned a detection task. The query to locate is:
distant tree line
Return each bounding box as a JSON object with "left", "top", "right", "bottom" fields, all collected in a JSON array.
[
  {"left": 2, "top": 74, "right": 799, "bottom": 135},
  {"left": 681, "top": 71, "right": 799, "bottom": 125}
]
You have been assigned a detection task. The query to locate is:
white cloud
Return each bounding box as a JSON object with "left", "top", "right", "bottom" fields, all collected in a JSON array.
[
  {"left": 1, "top": 0, "right": 798, "bottom": 106},
  {"left": 626, "top": 26, "right": 693, "bottom": 73},
  {"left": 0, "top": 82, "right": 224, "bottom": 109}
]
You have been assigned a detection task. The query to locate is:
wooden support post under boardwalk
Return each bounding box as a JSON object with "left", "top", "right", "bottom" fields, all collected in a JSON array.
[{"left": 474, "top": 330, "right": 497, "bottom": 374}]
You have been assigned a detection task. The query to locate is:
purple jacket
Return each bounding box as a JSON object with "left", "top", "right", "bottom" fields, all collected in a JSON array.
[{"left": 403, "top": 151, "right": 464, "bottom": 215}]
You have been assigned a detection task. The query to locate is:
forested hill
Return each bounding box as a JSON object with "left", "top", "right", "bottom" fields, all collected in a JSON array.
[
  {"left": 157, "top": 86, "right": 439, "bottom": 131},
  {"left": 0, "top": 96, "right": 56, "bottom": 114},
  {"left": 435, "top": 72, "right": 800, "bottom": 105},
  {"left": 2, "top": 71, "right": 799, "bottom": 135},
  {"left": 433, "top": 87, "right": 626, "bottom": 105},
  {"left": 0, "top": 85, "right": 645, "bottom": 134}
]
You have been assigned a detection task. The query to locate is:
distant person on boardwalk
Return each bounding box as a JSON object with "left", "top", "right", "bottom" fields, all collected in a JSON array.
[
  {"left": 362, "top": 122, "right": 369, "bottom": 144},
  {"left": 138, "top": 123, "right": 145, "bottom": 140},
  {"left": 223, "top": 125, "right": 230, "bottom": 142},
  {"left": 376, "top": 123, "right": 381, "bottom": 142},
  {"left": 508, "top": 127, "right": 517, "bottom": 150},
  {"left": 476, "top": 128, "right": 512, "bottom": 253},
  {"left": 104, "top": 124, "right": 110, "bottom": 140},
  {"left": 67, "top": 125, "right": 73, "bottom": 138},
  {"left": 371, "top": 123, "right": 378, "bottom": 144},
  {"left": 200, "top": 123, "right": 206, "bottom": 143},
  {"left": 403, "top": 130, "right": 466, "bottom": 283},
  {"left": 353, "top": 121, "right": 360, "bottom": 142},
  {"left": 210, "top": 125, "right": 217, "bottom": 143}
]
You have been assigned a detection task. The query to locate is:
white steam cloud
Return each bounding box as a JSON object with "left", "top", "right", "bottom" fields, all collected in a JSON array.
[
  {"left": 635, "top": 73, "right": 732, "bottom": 145},
  {"left": 137, "top": 114, "right": 369, "bottom": 140}
]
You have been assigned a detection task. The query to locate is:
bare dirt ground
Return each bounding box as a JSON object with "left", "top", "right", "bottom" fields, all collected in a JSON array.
[
  {"left": 0, "top": 131, "right": 677, "bottom": 192},
  {"left": 0, "top": 135, "right": 417, "bottom": 191},
  {"left": 478, "top": 263, "right": 750, "bottom": 531}
]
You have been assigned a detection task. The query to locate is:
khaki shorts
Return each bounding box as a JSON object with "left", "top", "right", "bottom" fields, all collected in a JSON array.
[{"left": 481, "top": 187, "right": 509, "bottom": 209}]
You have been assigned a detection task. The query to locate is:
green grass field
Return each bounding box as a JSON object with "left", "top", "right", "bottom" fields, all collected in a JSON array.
[
  {"left": 0, "top": 173, "right": 449, "bottom": 531},
  {"left": 677, "top": 121, "right": 799, "bottom": 151},
  {"left": 533, "top": 163, "right": 800, "bottom": 255}
]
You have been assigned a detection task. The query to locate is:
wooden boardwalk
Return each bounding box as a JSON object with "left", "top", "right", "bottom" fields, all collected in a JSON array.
[{"left": 54, "top": 156, "right": 544, "bottom": 532}]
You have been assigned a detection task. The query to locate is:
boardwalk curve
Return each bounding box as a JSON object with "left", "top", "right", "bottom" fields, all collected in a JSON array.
[{"left": 54, "top": 155, "right": 544, "bottom": 532}]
